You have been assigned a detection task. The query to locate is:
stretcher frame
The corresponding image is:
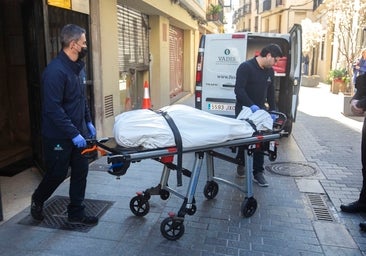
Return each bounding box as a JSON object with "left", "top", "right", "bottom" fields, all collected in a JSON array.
[{"left": 94, "top": 119, "right": 286, "bottom": 240}]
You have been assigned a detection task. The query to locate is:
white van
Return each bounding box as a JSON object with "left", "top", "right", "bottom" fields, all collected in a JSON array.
[{"left": 194, "top": 24, "right": 302, "bottom": 134}]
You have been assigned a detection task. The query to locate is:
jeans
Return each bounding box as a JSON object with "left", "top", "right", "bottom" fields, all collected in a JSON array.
[
  {"left": 32, "top": 137, "right": 89, "bottom": 218},
  {"left": 236, "top": 146, "right": 264, "bottom": 176}
]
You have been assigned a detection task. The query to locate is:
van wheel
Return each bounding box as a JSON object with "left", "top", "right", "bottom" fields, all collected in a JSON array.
[{"left": 284, "top": 120, "right": 293, "bottom": 135}]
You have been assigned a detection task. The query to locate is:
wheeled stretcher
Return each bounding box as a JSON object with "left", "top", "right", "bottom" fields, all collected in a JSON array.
[{"left": 87, "top": 106, "right": 287, "bottom": 241}]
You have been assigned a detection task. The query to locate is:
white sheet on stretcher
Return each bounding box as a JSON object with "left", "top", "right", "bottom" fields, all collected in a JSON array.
[{"left": 113, "top": 104, "right": 273, "bottom": 149}]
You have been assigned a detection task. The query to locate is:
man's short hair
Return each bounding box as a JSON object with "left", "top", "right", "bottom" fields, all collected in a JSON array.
[
  {"left": 60, "top": 24, "right": 86, "bottom": 48},
  {"left": 260, "top": 44, "right": 283, "bottom": 58}
]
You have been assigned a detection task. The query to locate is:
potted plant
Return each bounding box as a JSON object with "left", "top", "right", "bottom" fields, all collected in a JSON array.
[
  {"left": 328, "top": 68, "right": 350, "bottom": 94},
  {"left": 207, "top": 4, "right": 222, "bottom": 21}
]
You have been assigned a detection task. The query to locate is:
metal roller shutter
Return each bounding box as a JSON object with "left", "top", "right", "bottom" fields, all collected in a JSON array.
[
  {"left": 117, "top": 4, "right": 149, "bottom": 71},
  {"left": 116, "top": 4, "right": 149, "bottom": 110},
  {"left": 169, "top": 25, "right": 184, "bottom": 98}
]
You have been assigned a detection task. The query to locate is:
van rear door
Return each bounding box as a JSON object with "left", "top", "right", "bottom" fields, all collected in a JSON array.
[
  {"left": 286, "top": 24, "right": 302, "bottom": 133},
  {"left": 195, "top": 33, "right": 247, "bottom": 117}
]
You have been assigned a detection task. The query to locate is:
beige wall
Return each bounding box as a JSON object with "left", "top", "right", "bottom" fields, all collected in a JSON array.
[
  {"left": 149, "top": 15, "right": 170, "bottom": 109},
  {"left": 149, "top": 15, "right": 199, "bottom": 109},
  {"left": 90, "top": 0, "right": 120, "bottom": 137},
  {"left": 89, "top": 0, "right": 207, "bottom": 137},
  {"left": 312, "top": 12, "right": 333, "bottom": 82},
  {"left": 184, "top": 29, "right": 198, "bottom": 96}
]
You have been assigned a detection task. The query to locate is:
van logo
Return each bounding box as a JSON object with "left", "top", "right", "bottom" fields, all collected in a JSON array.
[
  {"left": 217, "top": 56, "right": 238, "bottom": 65},
  {"left": 216, "top": 49, "right": 238, "bottom": 65}
]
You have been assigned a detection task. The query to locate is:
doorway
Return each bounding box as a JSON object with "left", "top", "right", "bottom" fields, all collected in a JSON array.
[
  {"left": 0, "top": 0, "right": 92, "bottom": 175},
  {"left": 0, "top": 0, "right": 32, "bottom": 175}
]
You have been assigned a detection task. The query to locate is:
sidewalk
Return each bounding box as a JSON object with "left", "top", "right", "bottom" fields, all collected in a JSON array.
[{"left": 0, "top": 83, "right": 366, "bottom": 255}]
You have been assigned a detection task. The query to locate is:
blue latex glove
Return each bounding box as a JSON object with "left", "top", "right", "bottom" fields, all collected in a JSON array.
[
  {"left": 271, "top": 114, "right": 278, "bottom": 121},
  {"left": 87, "top": 122, "right": 96, "bottom": 138},
  {"left": 250, "top": 105, "right": 260, "bottom": 113},
  {"left": 72, "top": 134, "right": 87, "bottom": 148}
]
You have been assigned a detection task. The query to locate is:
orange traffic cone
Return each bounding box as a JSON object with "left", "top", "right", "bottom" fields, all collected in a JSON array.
[{"left": 142, "top": 81, "right": 151, "bottom": 109}]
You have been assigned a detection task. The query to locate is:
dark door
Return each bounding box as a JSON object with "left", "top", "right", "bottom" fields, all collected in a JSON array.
[
  {"left": 0, "top": 0, "right": 33, "bottom": 175},
  {"left": 21, "top": 0, "right": 46, "bottom": 173},
  {"left": 22, "top": 1, "right": 93, "bottom": 173}
]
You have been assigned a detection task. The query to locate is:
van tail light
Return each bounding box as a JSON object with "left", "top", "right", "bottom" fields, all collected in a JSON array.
[
  {"left": 195, "top": 51, "right": 204, "bottom": 110},
  {"left": 232, "top": 34, "right": 245, "bottom": 39},
  {"left": 196, "top": 70, "right": 202, "bottom": 83},
  {"left": 195, "top": 91, "right": 201, "bottom": 102},
  {"left": 195, "top": 91, "right": 202, "bottom": 109}
]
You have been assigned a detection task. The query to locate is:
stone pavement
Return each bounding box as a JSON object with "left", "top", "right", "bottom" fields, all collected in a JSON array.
[{"left": 0, "top": 83, "right": 366, "bottom": 255}]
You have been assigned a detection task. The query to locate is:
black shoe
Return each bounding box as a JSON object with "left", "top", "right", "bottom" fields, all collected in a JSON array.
[
  {"left": 30, "top": 197, "right": 44, "bottom": 221},
  {"left": 340, "top": 200, "right": 366, "bottom": 213},
  {"left": 360, "top": 222, "right": 366, "bottom": 231},
  {"left": 68, "top": 215, "right": 99, "bottom": 226},
  {"left": 253, "top": 173, "right": 269, "bottom": 187}
]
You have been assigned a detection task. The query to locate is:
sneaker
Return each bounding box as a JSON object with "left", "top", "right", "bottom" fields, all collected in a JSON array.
[
  {"left": 253, "top": 173, "right": 269, "bottom": 187},
  {"left": 236, "top": 165, "right": 245, "bottom": 178},
  {"left": 340, "top": 200, "right": 366, "bottom": 213},
  {"left": 68, "top": 215, "right": 99, "bottom": 226},
  {"left": 31, "top": 197, "right": 44, "bottom": 221},
  {"left": 360, "top": 221, "right": 366, "bottom": 231}
]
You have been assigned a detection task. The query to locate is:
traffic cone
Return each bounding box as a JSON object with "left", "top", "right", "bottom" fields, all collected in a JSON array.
[{"left": 142, "top": 81, "right": 151, "bottom": 109}]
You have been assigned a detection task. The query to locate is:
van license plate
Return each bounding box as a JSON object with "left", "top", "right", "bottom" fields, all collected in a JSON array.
[{"left": 208, "top": 103, "right": 235, "bottom": 111}]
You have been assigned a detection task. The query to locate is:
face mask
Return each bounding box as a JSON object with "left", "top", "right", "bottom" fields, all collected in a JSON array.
[{"left": 78, "top": 47, "right": 88, "bottom": 60}]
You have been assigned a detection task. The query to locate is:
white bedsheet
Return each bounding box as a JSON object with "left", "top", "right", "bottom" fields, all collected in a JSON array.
[{"left": 113, "top": 104, "right": 273, "bottom": 149}]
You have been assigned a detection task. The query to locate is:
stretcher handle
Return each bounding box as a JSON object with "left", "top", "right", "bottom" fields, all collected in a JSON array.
[
  {"left": 81, "top": 145, "right": 107, "bottom": 155},
  {"left": 268, "top": 111, "right": 287, "bottom": 133},
  {"left": 81, "top": 139, "right": 107, "bottom": 156}
]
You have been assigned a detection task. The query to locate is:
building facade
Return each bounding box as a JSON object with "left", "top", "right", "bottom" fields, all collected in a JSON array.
[
  {"left": 0, "top": 0, "right": 226, "bottom": 173},
  {"left": 232, "top": 0, "right": 366, "bottom": 83},
  {"left": 233, "top": 0, "right": 313, "bottom": 33}
]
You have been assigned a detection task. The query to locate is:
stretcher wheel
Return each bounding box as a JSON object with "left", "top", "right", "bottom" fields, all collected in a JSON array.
[
  {"left": 269, "top": 152, "right": 277, "bottom": 161},
  {"left": 241, "top": 197, "right": 257, "bottom": 217},
  {"left": 160, "top": 189, "right": 170, "bottom": 200},
  {"left": 160, "top": 217, "right": 185, "bottom": 241},
  {"left": 203, "top": 181, "right": 219, "bottom": 199},
  {"left": 129, "top": 195, "right": 150, "bottom": 216},
  {"left": 186, "top": 204, "right": 197, "bottom": 216}
]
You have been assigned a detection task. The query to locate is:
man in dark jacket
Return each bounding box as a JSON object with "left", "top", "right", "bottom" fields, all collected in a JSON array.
[
  {"left": 341, "top": 73, "right": 366, "bottom": 231},
  {"left": 30, "top": 24, "right": 98, "bottom": 226},
  {"left": 234, "top": 43, "right": 283, "bottom": 187}
]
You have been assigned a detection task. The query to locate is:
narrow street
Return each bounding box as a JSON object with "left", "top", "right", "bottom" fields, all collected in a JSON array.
[{"left": 1, "top": 82, "right": 366, "bottom": 255}]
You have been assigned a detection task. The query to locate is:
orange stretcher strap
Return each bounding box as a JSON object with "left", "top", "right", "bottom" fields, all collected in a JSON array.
[{"left": 81, "top": 145, "right": 107, "bottom": 156}]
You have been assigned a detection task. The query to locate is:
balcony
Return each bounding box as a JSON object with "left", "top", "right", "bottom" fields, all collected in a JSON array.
[
  {"left": 206, "top": 11, "right": 225, "bottom": 23},
  {"left": 232, "top": 3, "right": 251, "bottom": 21}
]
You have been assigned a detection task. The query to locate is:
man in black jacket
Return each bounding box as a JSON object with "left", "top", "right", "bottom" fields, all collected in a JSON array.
[
  {"left": 30, "top": 24, "right": 98, "bottom": 226},
  {"left": 234, "top": 43, "right": 283, "bottom": 187},
  {"left": 340, "top": 73, "right": 366, "bottom": 230}
]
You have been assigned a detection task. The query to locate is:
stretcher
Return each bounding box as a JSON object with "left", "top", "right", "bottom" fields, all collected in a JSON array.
[{"left": 86, "top": 109, "right": 287, "bottom": 241}]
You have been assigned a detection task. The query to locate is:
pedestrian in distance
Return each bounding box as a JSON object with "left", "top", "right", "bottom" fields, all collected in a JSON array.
[
  {"left": 340, "top": 72, "right": 366, "bottom": 231},
  {"left": 30, "top": 24, "right": 98, "bottom": 226},
  {"left": 302, "top": 53, "right": 309, "bottom": 76},
  {"left": 234, "top": 43, "right": 283, "bottom": 187},
  {"left": 353, "top": 49, "right": 366, "bottom": 85}
]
